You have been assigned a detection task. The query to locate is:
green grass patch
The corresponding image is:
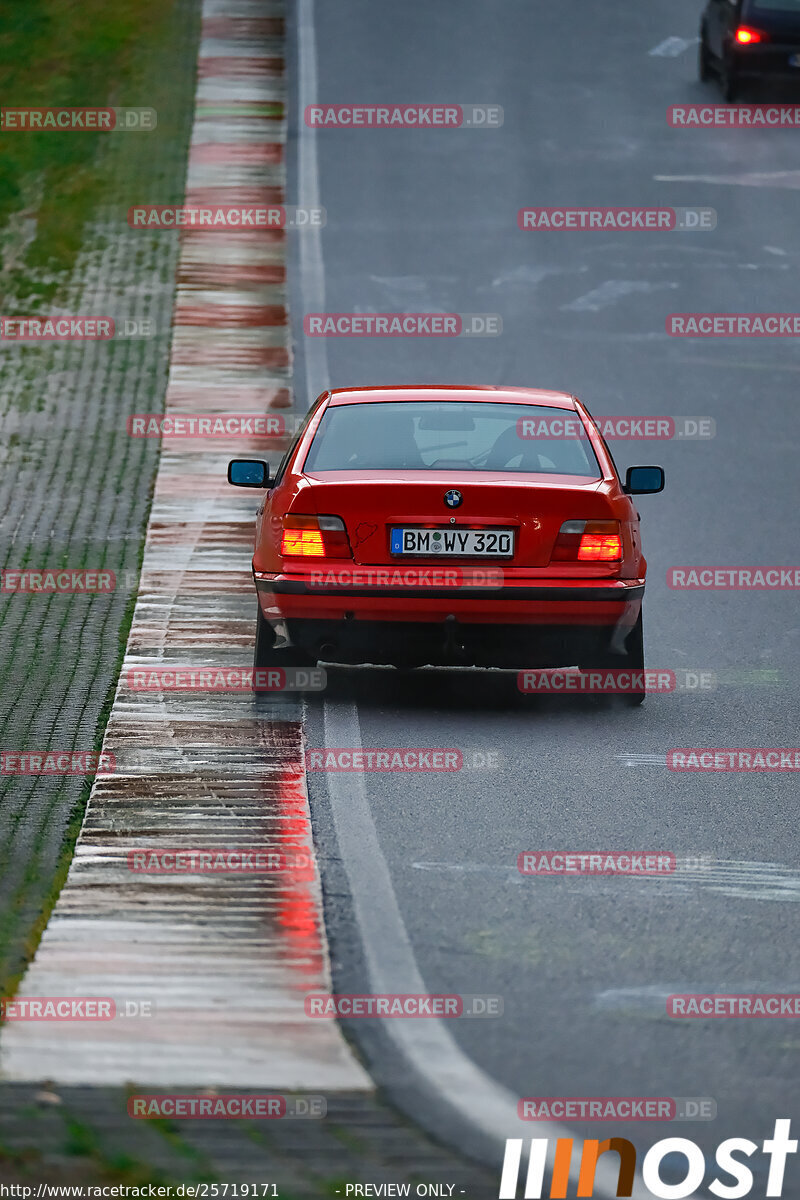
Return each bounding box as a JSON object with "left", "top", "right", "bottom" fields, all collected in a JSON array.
[{"left": 0, "top": 0, "right": 183, "bottom": 292}]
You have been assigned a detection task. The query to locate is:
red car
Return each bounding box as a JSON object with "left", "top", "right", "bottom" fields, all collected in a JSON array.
[{"left": 228, "top": 386, "right": 663, "bottom": 698}]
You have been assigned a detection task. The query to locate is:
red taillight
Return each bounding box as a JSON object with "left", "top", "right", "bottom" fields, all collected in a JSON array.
[
  {"left": 735, "top": 26, "right": 765, "bottom": 43},
  {"left": 281, "top": 528, "right": 326, "bottom": 557},
  {"left": 552, "top": 520, "right": 622, "bottom": 563},
  {"left": 280, "top": 514, "right": 352, "bottom": 559},
  {"left": 578, "top": 532, "right": 623, "bottom": 562}
]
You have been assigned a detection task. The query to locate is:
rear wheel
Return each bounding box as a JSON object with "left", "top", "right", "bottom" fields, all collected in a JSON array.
[
  {"left": 617, "top": 613, "right": 645, "bottom": 706},
  {"left": 721, "top": 53, "right": 739, "bottom": 101},
  {"left": 579, "top": 613, "right": 646, "bottom": 707},
  {"left": 254, "top": 605, "right": 316, "bottom": 669},
  {"left": 698, "top": 30, "right": 713, "bottom": 82}
]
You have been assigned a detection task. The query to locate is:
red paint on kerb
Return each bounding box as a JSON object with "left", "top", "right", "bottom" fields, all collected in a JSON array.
[
  {"left": 178, "top": 263, "right": 286, "bottom": 286},
  {"left": 189, "top": 143, "right": 284, "bottom": 166},
  {"left": 175, "top": 304, "right": 287, "bottom": 328},
  {"left": 170, "top": 345, "right": 289, "bottom": 368},
  {"left": 164, "top": 384, "right": 291, "bottom": 410},
  {"left": 181, "top": 230, "right": 285, "bottom": 248},
  {"left": 197, "top": 57, "right": 284, "bottom": 79},
  {"left": 184, "top": 187, "right": 284, "bottom": 206}
]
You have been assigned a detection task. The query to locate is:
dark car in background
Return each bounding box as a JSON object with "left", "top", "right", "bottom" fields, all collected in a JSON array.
[{"left": 700, "top": 0, "right": 800, "bottom": 98}]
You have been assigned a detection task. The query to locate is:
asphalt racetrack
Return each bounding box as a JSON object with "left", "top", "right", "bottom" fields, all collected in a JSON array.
[{"left": 287, "top": 0, "right": 800, "bottom": 1188}]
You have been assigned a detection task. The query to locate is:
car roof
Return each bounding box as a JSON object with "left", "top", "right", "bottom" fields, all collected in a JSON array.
[{"left": 326, "top": 385, "right": 577, "bottom": 411}]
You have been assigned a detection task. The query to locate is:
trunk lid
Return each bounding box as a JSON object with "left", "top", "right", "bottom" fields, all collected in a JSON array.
[{"left": 300, "top": 471, "right": 608, "bottom": 567}]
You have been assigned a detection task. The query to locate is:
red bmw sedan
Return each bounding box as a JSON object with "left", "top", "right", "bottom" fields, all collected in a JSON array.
[{"left": 228, "top": 385, "right": 663, "bottom": 689}]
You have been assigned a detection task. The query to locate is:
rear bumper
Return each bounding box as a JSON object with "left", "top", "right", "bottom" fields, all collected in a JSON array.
[
  {"left": 730, "top": 46, "right": 800, "bottom": 76},
  {"left": 254, "top": 570, "right": 644, "bottom": 666},
  {"left": 255, "top": 571, "right": 643, "bottom": 623}
]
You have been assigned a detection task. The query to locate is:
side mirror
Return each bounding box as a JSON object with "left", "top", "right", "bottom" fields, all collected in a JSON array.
[
  {"left": 228, "top": 459, "right": 271, "bottom": 488},
  {"left": 624, "top": 465, "right": 664, "bottom": 495}
]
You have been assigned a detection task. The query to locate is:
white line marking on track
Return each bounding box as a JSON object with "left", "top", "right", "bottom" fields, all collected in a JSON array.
[
  {"left": 409, "top": 859, "right": 800, "bottom": 901},
  {"left": 655, "top": 171, "right": 800, "bottom": 189},
  {"left": 616, "top": 752, "right": 669, "bottom": 767},
  {"left": 648, "top": 36, "right": 699, "bottom": 57}
]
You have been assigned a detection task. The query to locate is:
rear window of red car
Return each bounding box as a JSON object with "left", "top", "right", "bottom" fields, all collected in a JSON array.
[{"left": 301, "top": 401, "right": 602, "bottom": 477}]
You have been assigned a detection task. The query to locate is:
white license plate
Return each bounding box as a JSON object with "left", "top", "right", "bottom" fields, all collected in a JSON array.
[{"left": 390, "top": 527, "right": 515, "bottom": 557}]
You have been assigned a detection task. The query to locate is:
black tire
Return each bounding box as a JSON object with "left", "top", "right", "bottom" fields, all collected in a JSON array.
[
  {"left": 254, "top": 605, "right": 315, "bottom": 670},
  {"left": 698, "top": 31, "right": 713, "bottom": 82},
  {"left": 721, "top": 54, "right": 738, "bottom": 101},
  {"left": 618, "top": 612, "right": 646, "bottom": 706},
  {"left": 579, "top": 612, "right": 646, "bottom": 706}
]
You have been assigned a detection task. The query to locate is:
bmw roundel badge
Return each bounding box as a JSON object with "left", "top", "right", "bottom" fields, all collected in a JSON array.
[{"left": 444, "top": 489, "right": 463, "bottom": 509}]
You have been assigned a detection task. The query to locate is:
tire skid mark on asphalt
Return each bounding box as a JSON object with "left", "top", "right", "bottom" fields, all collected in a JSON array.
[
  {"left": 654, "top": 171, "right": 800, "bottom": 189},
  {"left": 0, "top": 0, "right": 369, "bottom": 1091}
]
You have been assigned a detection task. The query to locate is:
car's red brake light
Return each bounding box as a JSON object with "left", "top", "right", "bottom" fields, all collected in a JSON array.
[
  {"left": 551, "top": 520, "right": 622, "bottom": 563},
  {"left": 735, "top": 26, "right": 766, "bottom": 43},
  {"left": 578, "top": 531, "right": 623, "bottom": 562},
  {"left": 281, "top": 514, "right": 352, "bottom": 559}
]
